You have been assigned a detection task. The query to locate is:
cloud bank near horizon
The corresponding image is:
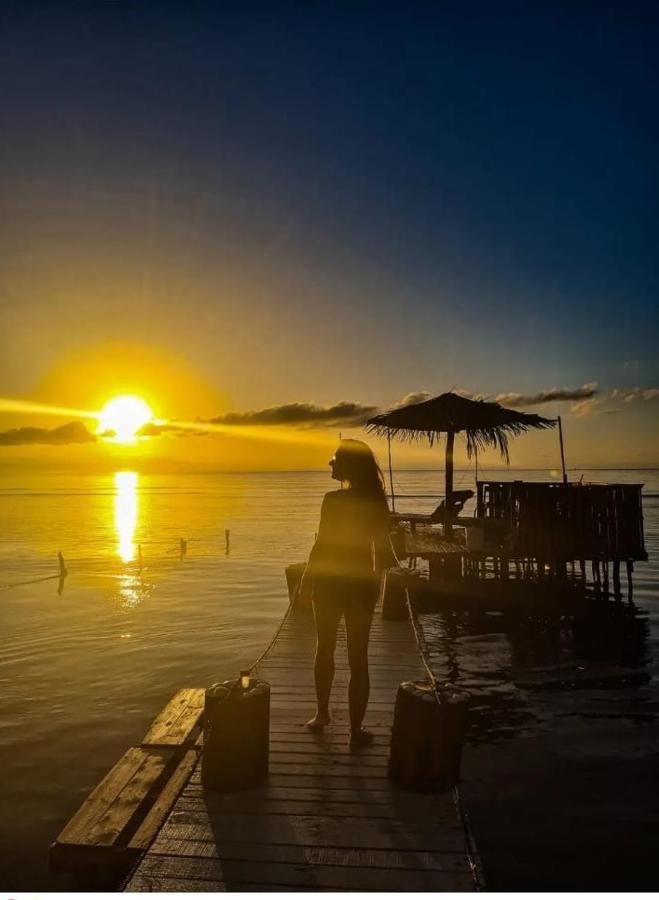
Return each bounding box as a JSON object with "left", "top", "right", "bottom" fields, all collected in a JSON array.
[
  {"left": 209, "top": 400, "right": 378, "bottom": 428},
  {"left": 2, "top": 384, "right": 657, "bottom": 445},
  {"left": 0, "top": 421, "right": 97, "bottom": 446},
  {"left": 494, "top": 383, "right": 600, "bottom": 407}
]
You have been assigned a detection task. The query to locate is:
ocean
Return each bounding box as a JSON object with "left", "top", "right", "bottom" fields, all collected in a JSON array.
[{"left": 0, "top": 468, "right": 657, "bottom": 890}]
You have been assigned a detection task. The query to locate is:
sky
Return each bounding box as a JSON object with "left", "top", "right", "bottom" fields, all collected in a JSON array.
[{"left": 1, "top": 2, "right": 657, "bottom": 471}]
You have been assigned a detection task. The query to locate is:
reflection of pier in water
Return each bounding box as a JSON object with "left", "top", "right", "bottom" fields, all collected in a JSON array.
[{"left": 421, "top": 599, "right": 652, "bottom": 745}]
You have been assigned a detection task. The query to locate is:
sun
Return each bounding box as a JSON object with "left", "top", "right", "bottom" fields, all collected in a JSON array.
[{"left": 97, "top": 395, "right": 154, "bottom": 443}]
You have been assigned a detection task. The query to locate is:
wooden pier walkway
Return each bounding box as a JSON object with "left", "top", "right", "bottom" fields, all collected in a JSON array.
[{"left": 125, "top": 603, "right": 480, "bottom": 892}]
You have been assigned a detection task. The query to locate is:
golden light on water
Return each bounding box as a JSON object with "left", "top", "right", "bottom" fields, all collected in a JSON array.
[
  {"left": 114, "top": 471, "right": 138, "bottom": 563},
  {"left": 98, "top": 395, "right": 154, "bottom": 443}
]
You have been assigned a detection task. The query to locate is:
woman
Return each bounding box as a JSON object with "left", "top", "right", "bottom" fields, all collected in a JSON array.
[{"left": 299, "top": 439, "right": 395, "bottom": 748}]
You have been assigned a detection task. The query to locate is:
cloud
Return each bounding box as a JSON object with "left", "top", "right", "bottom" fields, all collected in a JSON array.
[
  {"left": 209, "top": 400, "right": 378, "bottom": 428},
  {"left": 570, "top": 397, "right": 607, "bottom": 417},
  {"left": 611, "top": 387, "right": 659, "bottom": 403},
  {"left": 0, "top": 421, "right": 97, "bottom": 446},
  {"left": 495, "top": 382, "right": 599, "bottom": 407},
  {"left": 393, "top": 391, "right": 432, "bottom": 408}
]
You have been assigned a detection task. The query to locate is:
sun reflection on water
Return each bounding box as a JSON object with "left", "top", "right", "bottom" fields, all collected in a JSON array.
[{"left": 114, "top": 471, "right": 138, "bottom": 563}]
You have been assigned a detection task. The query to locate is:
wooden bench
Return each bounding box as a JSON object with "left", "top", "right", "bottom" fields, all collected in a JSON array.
[
  {"left": 141, "top": 687, "right": 204, "bottom": 748},
  {"left": 50, "top": 689, "right": 204, "bottom": 885}
]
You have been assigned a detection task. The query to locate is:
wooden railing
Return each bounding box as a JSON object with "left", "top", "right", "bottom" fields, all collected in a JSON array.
[{"left": 476, "top": 481, "right": 647, "bottom": 563}]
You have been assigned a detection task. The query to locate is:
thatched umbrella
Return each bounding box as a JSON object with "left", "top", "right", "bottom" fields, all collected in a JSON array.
[{"left": 365, "top": 392, "right": 556, "bottom": 508}]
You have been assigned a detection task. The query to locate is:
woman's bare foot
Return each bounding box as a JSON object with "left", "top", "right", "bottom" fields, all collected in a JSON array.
[
  {"left": 349, "top": 727, "right": 374, "bottom": 749},
  {"left": 305, "top": 712, "right": 331, "bottom": 730}
]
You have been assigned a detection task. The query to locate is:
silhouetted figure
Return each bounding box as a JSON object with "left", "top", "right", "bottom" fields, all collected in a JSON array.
[{"left": 299, "top": 439, "right": 395, "bottom": 748}]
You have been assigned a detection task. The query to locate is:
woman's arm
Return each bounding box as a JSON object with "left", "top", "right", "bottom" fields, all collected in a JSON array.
[
  {"left": 374, "top": 498, "right": 399, "bottom": 575},
  {"left": 298, "top": 493, "right": 333, "bottom": 601}
]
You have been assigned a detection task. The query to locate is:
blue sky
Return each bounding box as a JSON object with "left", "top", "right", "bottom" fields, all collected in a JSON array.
[{"left": 1, "top": 2, "right": 657, "bottom": 466}]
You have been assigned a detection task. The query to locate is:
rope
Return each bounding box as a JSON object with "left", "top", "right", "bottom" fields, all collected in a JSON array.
[
  {"left": 402, "top": 584, "right": 440, "bottom": 693},
  {"left": 248, "top": 599, "right": 294, "bottom": 675},
  {"left": 248, "top": 563, "right": 308, "bottom": 675},
  {"left": 402, "top": 583, "right": 483, "bottom": 890}
]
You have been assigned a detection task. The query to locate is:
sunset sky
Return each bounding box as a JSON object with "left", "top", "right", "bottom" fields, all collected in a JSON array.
[{"left": 1, "top": 3, "right": 657, "bottom": 471}]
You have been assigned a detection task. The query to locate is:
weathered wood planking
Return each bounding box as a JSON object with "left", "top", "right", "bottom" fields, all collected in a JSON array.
[
  {"left": 141, "top": 688, "right": 205, "bottom": 748},
  {"left": 125, "top": 605, "right": 479, "bottom": 892},
  {"left": 51, "top": 747, "right": 197, "bottom": 878}
]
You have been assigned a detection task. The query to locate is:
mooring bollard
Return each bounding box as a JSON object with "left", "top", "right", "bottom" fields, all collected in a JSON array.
[
  {"left": 382, "top": 567, "right": 426, "bottom": 620},
  {"left": 201, "top": 673, "right": 270, "bottom": 792},
  {"left": 285, "top": 562, "right": 309, "bottom": 607},
  {"left": 388, "top": 680, "right": 470, "bottom": 792}
]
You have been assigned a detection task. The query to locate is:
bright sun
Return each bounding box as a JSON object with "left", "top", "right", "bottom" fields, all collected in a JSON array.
[{"left": 98, "top": 395, "right": 154, "bottom": 443}]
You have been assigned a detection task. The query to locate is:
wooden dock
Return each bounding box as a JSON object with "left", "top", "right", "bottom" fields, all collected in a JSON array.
[{"left": 124, "top": 602, "right": 480, "bottom": 892}]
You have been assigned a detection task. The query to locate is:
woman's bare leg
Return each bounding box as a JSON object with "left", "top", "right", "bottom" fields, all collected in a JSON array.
[
  {"left": 345, "top": 601, "right": 374, "bottom": 738},
  {"left": 307, "top": 597, "right": 341, "bottom": 728}
]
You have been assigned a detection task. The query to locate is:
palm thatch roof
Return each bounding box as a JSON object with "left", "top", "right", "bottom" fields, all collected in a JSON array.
[{"left": 365, "top": 392, "right": 555, "bottom": 462}]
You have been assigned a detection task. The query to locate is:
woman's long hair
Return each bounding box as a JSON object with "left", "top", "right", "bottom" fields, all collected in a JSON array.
[{"left": 334, "top": 439, "right": 387, "bottom": 500}]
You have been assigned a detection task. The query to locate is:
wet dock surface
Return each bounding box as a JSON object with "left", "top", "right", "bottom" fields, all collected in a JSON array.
[{"left": 126, "top": 606, "right": 479, "bottom": 891}]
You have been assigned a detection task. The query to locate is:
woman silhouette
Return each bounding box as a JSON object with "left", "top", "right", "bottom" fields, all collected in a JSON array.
[{"left": 300, "top": 439, "right": 395, "bottom": 747}]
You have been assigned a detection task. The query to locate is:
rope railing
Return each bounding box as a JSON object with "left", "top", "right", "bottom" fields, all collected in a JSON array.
[{"left": 402, "top": 583, "right": 483, "bottom": 890}]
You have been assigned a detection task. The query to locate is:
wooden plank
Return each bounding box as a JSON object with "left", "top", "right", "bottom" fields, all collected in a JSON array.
[
  {"left": 130, "top": 750, "right": 199, "bottom": 851},
  {"left": 126, "top": 599, "right": 477, "bottom": 892},
  {"left": 142, "top": 689, "right": 205, "bottom": 748},
  {"left": 161, "top": 812, "right": 467, "bottom": 851},
  {"left": 182, "top": 783, "right": 437, "bottom": 804},
  {"left": 137, "top": 853, "right": 474, "bottom": 890},
  {"left": 55, "top": 747, "right": 174, "bottom": 849},
  {"left": 148, "top": 837, "right": 471, "bottom": 872},
  {"left": 51, "top": 746, "right": 177, "bottom": 875},
  {"left": 127, "top": 875, "right": 227, "bottom": 891},
  {"left": 175, "top": 796, "right": 460, "bottom": 823}
]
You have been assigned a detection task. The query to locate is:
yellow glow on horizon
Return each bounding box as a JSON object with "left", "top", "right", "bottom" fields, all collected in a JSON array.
[
  {"left": 114, "top": 471, "right": 138, "bottom": 563},
  {"left": 98, "top": 395, "right": 154, "bottom": 443},
  {"left": 0, "top": 397, "right": 98, "bottom": 419}
]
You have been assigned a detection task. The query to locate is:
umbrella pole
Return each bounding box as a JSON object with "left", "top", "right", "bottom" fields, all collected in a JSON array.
[
  {"left": 558, "top": 416, "right": 568, "bottom": 484},
  {"left": 445, "top": 429, "right": 454, "bottom": 536},
  {"left": 387, "top": 430, "right": 396, "bottom": 512}
]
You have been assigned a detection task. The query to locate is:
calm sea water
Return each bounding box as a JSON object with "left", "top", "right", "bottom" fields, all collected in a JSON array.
[{"left": 0, "top": 468, "right": 657, "bottom": 890}]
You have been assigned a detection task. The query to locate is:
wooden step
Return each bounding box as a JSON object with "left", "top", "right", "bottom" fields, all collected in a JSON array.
[
  {"left": 50, "top": 692, "right": 202, "bottom": 884},
  {"left": 141, "top": 688, "right": 205, "bottom": 748}
]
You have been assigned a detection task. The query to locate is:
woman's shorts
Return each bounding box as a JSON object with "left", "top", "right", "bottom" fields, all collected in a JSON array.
[{"left": 312, "top": 574, "right": 379, "bottom": 618}]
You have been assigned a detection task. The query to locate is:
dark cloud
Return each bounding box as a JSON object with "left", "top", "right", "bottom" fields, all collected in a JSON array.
[
  {"left": 209, "top": 401, "right": 378, "bottom": 428},
  {"left": 0, "top": 420, "right": 97, "bottom": 446},
  {"left": 495, "top": 383, "right": 599, "bottom": 407},
  {"left": 136, "top": 421, "right": 205, "bottom": 438}
]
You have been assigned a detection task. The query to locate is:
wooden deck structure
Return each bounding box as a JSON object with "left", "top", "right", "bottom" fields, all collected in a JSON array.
[{"left": 123, "top": 603, "right": 480, "bottom": 892}]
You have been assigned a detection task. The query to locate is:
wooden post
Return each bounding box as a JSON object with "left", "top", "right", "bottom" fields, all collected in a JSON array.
[
  {"left": 558, "top": 416, "right": 568, "bottom": 484},
  {"left": 382, "top": 568, "right": 412, "bottom": 620},
  {"left": 179, "top": 538, "right": 187, "bottom": 561},
  {"left": 387, "top": 430, "right": 396, "bottom": 512},
  {"left": 626, "top": 559, "right": 634, "bottom": 602},
  {"left": 445, "top": 429, "right": 454, "bottom": 537},
  {"left": 58, "top": 551, "right": 68, "bottom": 577},
  {"left": 285, "top": 562, "right": 308, "bottom": 607},
  {"left": 225, "top": 529, "right": 230, "bottom": 555},
  {"left": 388, "top": 681, "right": 469, "bottom": 792}
]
